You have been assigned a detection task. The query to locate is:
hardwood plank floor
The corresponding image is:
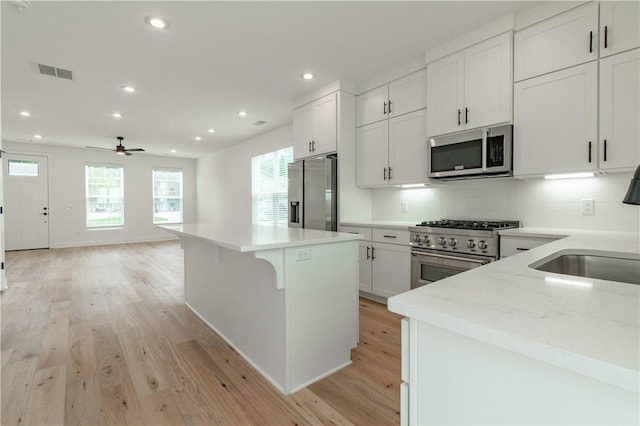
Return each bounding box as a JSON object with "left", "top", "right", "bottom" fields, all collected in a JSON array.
[{"left": 1, "top": 241, "right": 402, "bottom": 425}]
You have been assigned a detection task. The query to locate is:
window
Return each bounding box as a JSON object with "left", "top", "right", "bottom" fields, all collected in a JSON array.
[
  {"left": 85, "top": 164, "right": 124, "bottom": 228},
  {"left": 251, "top": 147, "right": 293, "bottom": 227},
  {"left": 8, "top": 160, "right": 39, "bottom": 177},
  {"left": 153, "top": 169, "right": 183, "bottom": 224}
]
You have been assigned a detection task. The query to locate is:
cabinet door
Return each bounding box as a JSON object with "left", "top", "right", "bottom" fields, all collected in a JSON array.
[
  {"left": 600, "top": 1, "right": 640, "bottom": 58},
  {"left": 427, "top": 52, "right": 464, "bottom": 137},
  {"left": 372, "top": 243, "right": 411, "bottom": 299},
  {"left": 514, "top": 2, "right": 598, "bottom": 81},
  {"left": 514, "top": 62, "right": 598, "bottom": 177},
  {"left": 388, "top": 110, "right": 428, "bottom": 185},
  {"left": 357, "top": 85, "right": 388, "bottom": 127},
  {"left": 358, "top": 242, "right": 373, "bottom": 293},
  {"left": 599, "top": 49, "right": 640, "bottom": 172},
  {"left": 464, "top": 32, "right": 512, "bottom": 130},
  {"left": 312, "top": 93, "right": 337, "bottom": 155},
  {"left": 389, "top": 69, "right": 427, "bottom": 118},
  {"left": 293, "top": 103, "right": 314, "bottom": 160},
  {"left": 356, "top": 121, "right": 389, "bottom": 187}
]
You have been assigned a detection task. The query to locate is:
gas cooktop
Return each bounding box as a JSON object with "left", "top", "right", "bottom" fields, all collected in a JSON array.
[{"left": 415, "top": 219, "right": 520, "bottom": 231}]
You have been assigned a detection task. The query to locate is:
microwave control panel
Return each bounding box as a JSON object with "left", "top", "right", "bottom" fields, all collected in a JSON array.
[{"left": 487, "top": 136, "right": 504, "bottom": 167}]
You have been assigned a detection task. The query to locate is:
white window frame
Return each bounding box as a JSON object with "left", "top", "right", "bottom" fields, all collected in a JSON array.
[
  {"left": 85, "top": 163, "right": 124, "bottom": 229},
  {"left": 152, "top": 168, "right": 184, "bottom": 225},
  {"left": 251, "top": 146, "right": 293, "bottom": 227}
]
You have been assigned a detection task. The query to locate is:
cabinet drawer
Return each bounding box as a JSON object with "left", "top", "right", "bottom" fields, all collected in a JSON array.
[
  {"left": 340, "top": 225, "right": 372, "bottom": 240},
  {"left": 372, "top": 228, "right": 410, "bottom": 244},
  {"left": 500, "top": 236, "right": 559, "bottom": 258}
]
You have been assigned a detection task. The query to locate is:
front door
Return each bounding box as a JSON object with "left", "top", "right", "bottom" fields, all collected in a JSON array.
[{"left": 4, "top": 154, "right": 49, "bottom": 250}]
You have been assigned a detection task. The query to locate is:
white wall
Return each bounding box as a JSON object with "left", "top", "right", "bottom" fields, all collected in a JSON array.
[
  {"left": 197, "top": 124, "right": 293, "bottom": 226},
  {"left": 371, "top": 172, "right": 639, "bottom": 232},
  {"left": 2, "top": 141, "right": 196, "bottom": 248}
]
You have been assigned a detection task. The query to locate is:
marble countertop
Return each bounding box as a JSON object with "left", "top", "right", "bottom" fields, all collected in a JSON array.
[
  {"left": 158, "top": 223, "right": 361, "bottom": 252},
  {"left": 340, "top": 220, "right": 418, "bottom": 229},
  {"left": 388, "top": 231, "right": 640, "bottom": 393}
]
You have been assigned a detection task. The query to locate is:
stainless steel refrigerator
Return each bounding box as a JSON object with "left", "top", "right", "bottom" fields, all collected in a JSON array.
[{"left": 288, "top": 154, "right": 337, "bottom": 231}]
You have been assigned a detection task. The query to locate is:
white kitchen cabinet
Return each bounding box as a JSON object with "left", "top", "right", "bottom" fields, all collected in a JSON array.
[
  {"left": 357, "top": 110, "right": 428, "bottom": 187},
  {"left": 293, "top": 93, "right": 337, "bottom": 160},
  {"left": 514, "top": 62, "right": 598, "bottom": 177},
  {"left": 599, "top": 49, "right": 640, "bottom": 172},
  {"left": 600, "top": 1, "right": 640, "bottom": 58},
  {"left": 357, "top": 69, "right": 426, "bottom": 127},
  {"left": 500, "top": 235, "right": 560, "bottom": 258},
  {"left": 427, "top": 32, "right": 512, "bottom": 137},
  {"left": 514, "top": 2, "right": 598, "bottom": 82},
  {"left": 340, "top": 225, "right": 411, "bottom": 300}
]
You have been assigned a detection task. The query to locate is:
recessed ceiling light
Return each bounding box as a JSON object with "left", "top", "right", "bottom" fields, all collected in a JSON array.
[
  {"left": 194, "top": 136, "right": 202, "bottom": 141},
  {"left": 170, "top": 149, "right": 177, "bottom": 154},
  {"left": 238, "top": 111, "right": 247, "bottom": 117},
  {"left": 19, "top": 111, "right": 31, "bottom": 117},
  {"left": 145, "top": 16, "right": 168, "bottom": 29},
  {"left": 121, "top": 85, "right": 136, "bottom": 93},
  {"left": 301, "top": 73, "right": 315, "bottom": 80},
  {"left": 112, "top": 112, "right": 124, "bottom": 118},
  {"left": 208, "top": 128, "right": 216, "bottom": 134},
  {"left": 34, "top": 134, "right": 42, "bottom": 139}
]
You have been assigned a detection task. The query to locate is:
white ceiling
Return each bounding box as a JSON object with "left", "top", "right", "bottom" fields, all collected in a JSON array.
[{"left": 2, "top": 1, "right": 541, "bottom": 159}]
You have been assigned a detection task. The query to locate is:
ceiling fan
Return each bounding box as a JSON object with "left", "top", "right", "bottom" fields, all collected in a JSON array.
[{"left": 86, "top": 136, "right": 145, "bottom": 156}]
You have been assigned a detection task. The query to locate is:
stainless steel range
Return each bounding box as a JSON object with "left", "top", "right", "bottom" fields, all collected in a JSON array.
[{"left": 410, "top": 219, "right": 519, "bottom": 289}]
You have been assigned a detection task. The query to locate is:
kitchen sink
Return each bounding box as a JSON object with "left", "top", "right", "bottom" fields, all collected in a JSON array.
[{"left": 529, "top": 250, "right": 640, "bottom": 285}]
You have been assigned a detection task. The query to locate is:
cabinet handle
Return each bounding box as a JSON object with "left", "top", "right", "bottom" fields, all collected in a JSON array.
[
  {"left": 457, "top": 109, "right": 461, "bottom": 126},
  {"left": 308, "top": 141, "right": 312, "bottom": 152},
  {"left": 603, "top": 139, "right": 607, "bottom": 162},
  {"left": 383, "top": 167, "right": 387, "bottom": 180},
  {"left": 588, "top": 141, "right": 592, "bottom": 163},
  {"left": 366, "top": 246, "right": 370, "bottom": 260},
  {"left": 516, "top": 248, "right": 529, "bottom": 251},
  {"left": 465, "top": 107, "right": 469, "bottom": 124},
  {"left": 383, "top": 101, "right": 387, "bottom": 115},
  {"left": 604, "top": 26, "right": 608, "bottom": 49},
  {"left": 388, "top": 167, "right": 392, "bottom": 180},
  {"left": 371, "top": 247, "right": 375, "bottom": 260},
  {"left": 383, "top": 235, "right": 397, "bottom": 239},
  {"left": 311, "top": 140, "right": 316, "bottom": 152},
  {"left": 388, "top": 100, "right": 392, "bottom": 114},
  {"left": 589, "top": 30, "right": 593, "bottom": 53}
]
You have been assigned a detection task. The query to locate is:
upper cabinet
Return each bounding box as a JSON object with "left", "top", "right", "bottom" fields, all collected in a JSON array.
[
  {"left": 600, "top": 1, "right": 640, "bottom": 58},
  {"left": 356, "top": 69, "right": 426, "bottom": 127},
  {"left": 293, "top": 93, "right": 337, "bottom": 160},
  {"left": 514, "top": 2, "right": 598, "bottom": 82},
  {"left": 599, "top": 49, "right": 640, "bottom": 172},
  {"left": 514, "top": 62, "right": 598, "bottom": 177},
  {"left": 427, "top": 32, "right": 512, "bottom": 137}
]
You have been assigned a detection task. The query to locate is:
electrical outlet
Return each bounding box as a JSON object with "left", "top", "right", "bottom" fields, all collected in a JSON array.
[
  {"left": 401, "top": 201, "right": 409, "bottom": 213},
  {"left": 581, "top": 199, "right": 594, "bottom": 215},
  {"left": 295, "top": 248, "right": 311, "bottom": 261}
]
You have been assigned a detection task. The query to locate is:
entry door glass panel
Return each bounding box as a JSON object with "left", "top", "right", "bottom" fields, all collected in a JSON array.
[{"left": 4, "top": 154, "right": 49, "bottom": 250}]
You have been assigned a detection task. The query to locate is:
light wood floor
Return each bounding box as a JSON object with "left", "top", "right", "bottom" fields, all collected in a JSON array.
[{"left": 1, "top": 241, "right": 402, "bottom": 425}]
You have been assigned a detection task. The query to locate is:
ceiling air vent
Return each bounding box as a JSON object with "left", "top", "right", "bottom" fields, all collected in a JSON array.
[
  {"left": 252, "top": 120, "right": 267, "bottom": 126},
  {"left": 37, "top": 63, "right": 74, "bottom": 80}
]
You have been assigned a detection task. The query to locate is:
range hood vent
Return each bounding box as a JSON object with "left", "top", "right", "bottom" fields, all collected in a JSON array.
[{"left": 37, "top": 63, "right": 74, "bottom": 81}]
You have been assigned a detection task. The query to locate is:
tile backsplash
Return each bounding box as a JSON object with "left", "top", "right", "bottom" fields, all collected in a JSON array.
[{"left": 371, "top": 172, "right": 638, "bottom": 232}]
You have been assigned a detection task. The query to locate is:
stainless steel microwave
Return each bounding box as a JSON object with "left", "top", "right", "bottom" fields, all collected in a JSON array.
[{"left": 428, "top": 124, "right": 513, "bottom": 180}]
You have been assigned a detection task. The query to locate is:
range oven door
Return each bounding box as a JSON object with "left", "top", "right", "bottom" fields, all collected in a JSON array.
[{"left": 411, "top": 249, "right": 493, "bottom": 289}]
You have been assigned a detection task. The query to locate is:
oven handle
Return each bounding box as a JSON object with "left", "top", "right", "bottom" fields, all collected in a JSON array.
[{"left": 411, "top": 250, "right": 490, "bottom": 265}]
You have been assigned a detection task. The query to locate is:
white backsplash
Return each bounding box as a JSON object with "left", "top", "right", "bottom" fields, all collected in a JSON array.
[{"left": 371, "top": 172, "right": 639, "bottom": 232}]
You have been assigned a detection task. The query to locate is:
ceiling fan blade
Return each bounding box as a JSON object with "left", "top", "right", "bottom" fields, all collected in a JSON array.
[
  {"left": 85, "top": 146, "right": 116, "bottom": 151},
  {"left": 124, "top": 148, "right": 145, "bottom": 152},
  {"left": 125, "top": 151, "right": 133, "bottom": 156}
]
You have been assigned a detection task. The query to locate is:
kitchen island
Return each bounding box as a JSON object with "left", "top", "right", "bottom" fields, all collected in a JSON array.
[
  {"left": 388, "top": 230, "right": 639, "bottom": 425},
  {"left": 158, "top": 223, "right": 361, "bottom": 394}
]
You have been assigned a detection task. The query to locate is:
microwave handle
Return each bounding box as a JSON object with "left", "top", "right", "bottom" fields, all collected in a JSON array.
[{"left": 481, "top": 128, "right": 488, "bottom": 171}]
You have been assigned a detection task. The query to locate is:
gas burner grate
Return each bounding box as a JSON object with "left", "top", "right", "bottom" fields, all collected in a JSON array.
[{"left": 416, "top": 219, "right": 519, "bottom": 231}]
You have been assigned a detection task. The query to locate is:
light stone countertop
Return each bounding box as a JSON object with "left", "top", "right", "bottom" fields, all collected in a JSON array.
[
  {"left": 388, "top": 230, "right": 640, "bottom": 393},
  {"left": 158, "top": 223, "right": 361, "bottom": 252},
  {"left": 340, "top": 220, "right": 418, "bottom": 229}
]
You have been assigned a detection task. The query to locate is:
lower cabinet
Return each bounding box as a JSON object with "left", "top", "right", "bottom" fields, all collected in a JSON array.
[{"left": 342, "top": 225, "right": 411, "bottom": 300}]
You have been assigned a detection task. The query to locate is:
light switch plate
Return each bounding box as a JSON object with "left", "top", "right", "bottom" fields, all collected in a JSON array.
[
  {"left": 581, "top": 198, "right": 594, "bottom": 215},
  {"left": 401, "top": 201, "right": 409, "bottom": 213}
]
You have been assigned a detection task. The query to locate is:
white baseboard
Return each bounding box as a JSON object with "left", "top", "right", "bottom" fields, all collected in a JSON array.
[{"left": 50, "top": 235, "right": 179, "bottom": 249}]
